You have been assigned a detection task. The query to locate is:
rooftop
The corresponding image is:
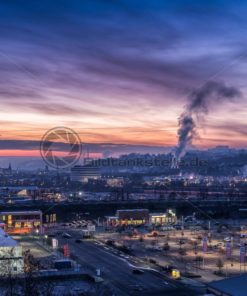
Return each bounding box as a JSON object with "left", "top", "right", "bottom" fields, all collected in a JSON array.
[
  {"left": 208, "top": 274, "right": 247, "bottom": 296},
  {"left": 117, "top": 209, "right": 149, "bottom": 212},
  {"left": 0, "top": 228, "right": 18, "bottom": 247},
  {"left": 0, "top": 210, "right": 42, "bottom": 215},
  {"left": 0, "top": 186, "right": 39, "bottom": 190}
]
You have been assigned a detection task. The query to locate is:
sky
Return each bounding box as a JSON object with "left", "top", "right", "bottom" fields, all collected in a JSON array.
[{"left": 0, "top": 0, "right": 247, "bottom": 158}]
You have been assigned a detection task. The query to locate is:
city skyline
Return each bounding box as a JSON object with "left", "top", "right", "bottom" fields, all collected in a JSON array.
[{"left": 0, "top": 0, "right": 247, "bottom": 158}]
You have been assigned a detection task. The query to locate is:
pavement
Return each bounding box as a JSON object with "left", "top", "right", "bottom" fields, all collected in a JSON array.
[{"left": 58, "top": 232, "right": 203, "bottom": 296}]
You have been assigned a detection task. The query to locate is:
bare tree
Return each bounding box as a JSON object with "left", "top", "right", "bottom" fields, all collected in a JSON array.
[
  {"left": 193, "top": 241, "right": 198, "bottom": 255},
  {"left": 216, "top": 258, "right": 224, "bottom": 274},
  {"left": 163, "top": 242, "right": 170, "bottom": 253},
  {"left": 86, "top": 283, "right": 113, "bottom": 296},
  {"left": 0, "top": 247, "right": 21, "bottom": 296},
  {"left": 38, "top": 280, "right": 55, "bottom": 296},
  {"left": 179, "top": 248, "right": 187, "bottom": 272},
  {"left": 194, "top": 256, "right": 203, "bottom": 269},
  {"left": 21, "top": 250, "right": 40, "bottom": 296},
  {"left": 139, "top": 235, "right": 144, "bottom": 243}
]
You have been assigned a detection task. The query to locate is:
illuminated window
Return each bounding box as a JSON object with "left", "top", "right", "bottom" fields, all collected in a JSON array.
[
  {"left": 24, "top": 222, "right": 32, "bottom": 228},
  {"left": 7, "top": 215, "right": 12, "bottom": 227},
  {"left": 15, "top": 222, "right": 21, "bottom": 228}
]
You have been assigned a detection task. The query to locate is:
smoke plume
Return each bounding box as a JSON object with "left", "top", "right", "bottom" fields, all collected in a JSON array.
[{"left": 175, "top": 81, "right": 241, "bottom": 159}]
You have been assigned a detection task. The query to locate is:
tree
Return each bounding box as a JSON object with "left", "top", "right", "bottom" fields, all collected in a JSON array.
[
  {"left": 179, "top": 248, "right": 186, "bottom": 256},
  {"left": 139, "top": 235, "right": 144, "bottom": 243},
  {"left": 151, "top": 239, "right": 156, "bottom": 247},
  {"left": 163, "top": 242, "right": 170, "bottom": 252},
  {"left": 195, "top": 256, "right": 203, "bottom": 269},
  {"left": 127, "top": 232, "right": 133, "bottom": 238},
  {"left": 216, "top": 258, "right": 224, "bottom": 274},
  {"left": 86, "top": 282, "right": 113, "bottom": 296},
  {"left": 38, "top": 281, "right": 55, "bottom": 296},
  {"left": 179, "top": 248, "right": 187, "bottom": 272},
  {"left": 0, "top": 247, "right": 22, "bottom": 296},
  {"left": 22, "top": 250, "right": 40, "bottom": 296},
  {"left": 193, "top": 241, "right": 198, "bottom": 255}
]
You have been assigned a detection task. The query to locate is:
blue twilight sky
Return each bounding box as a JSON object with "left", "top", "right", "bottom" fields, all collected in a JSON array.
[{"left": 0, "top": 0, "right": 246, "bottom": 156}]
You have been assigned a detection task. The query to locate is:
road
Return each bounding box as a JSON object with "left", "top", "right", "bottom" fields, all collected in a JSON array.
[{"left": 58, "top": 233, "right": 201, "bottom": 295}]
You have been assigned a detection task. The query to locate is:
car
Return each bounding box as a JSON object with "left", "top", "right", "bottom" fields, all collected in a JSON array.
[
  {"left": 224, "top": 237, "right": 231, "bottom": 242},
  {"left": 163, "top": 265, "right": 176, "bottom": 273},
  {"left": 75, "top": 239, "right": 82, "bottom": 243},
  {"left": 55, "top": 231, "right": 62, "bottom": 236},
  {"left": 131, "top": 285, "right": 144, "bottom": 291},
  {"left": 62, "top": 233, "right": 71, "bottom": 238},
  {"left": 213, "top": 243, "right": 223, "bottom": 249},
  {"left": 149, "top": 258, "right": 157, "bottom": 264},
  {"left": 132, "top": 269, "right": 144, "bottom": 274},
  {"left": 72, "top": 287, "right": 85, "bottom": 293}
]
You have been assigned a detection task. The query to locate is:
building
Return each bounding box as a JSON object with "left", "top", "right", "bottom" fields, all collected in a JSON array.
[
  {"left": 0, "top": 186, "right": 39, "bottom": 200},
  {"left": 0, "top": 228, "right": 23, "bottom": 275},
  {"left": 150, "top": 209, "right": 177, "bottom": 225},
  {"left": 117, "top": 209, "right": 150, "bottom": 225},
  {"left": 106, "top": 209, "right": 177, "bottom": 227},
  {"left": 0, "top": 163, "right": 12, "bottom": 176},
  {"left": 207, "top": 274, "right": 247, "bottom": 296},
  {"left": 106, "top": 177, "right": 124, "bottom": 187},
  {"left": 4, "top": 195, "right": 33, "bottom": 205},
  {"left": 43, "top": 212, "right": 57, "bottom": 227},
  {"left": 70, "top": 165, "right": 101, "bottom": 183},
  {"left": 0, "top": 211, "right": 42, "bottom": 234},
  {"left": 106, "top": 209, "right": 150, "bottom": 226}
]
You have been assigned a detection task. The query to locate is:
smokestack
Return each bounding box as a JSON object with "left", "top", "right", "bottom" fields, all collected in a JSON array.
[{"left": 174, "top": 81, "right": 241, "bottom": 161}]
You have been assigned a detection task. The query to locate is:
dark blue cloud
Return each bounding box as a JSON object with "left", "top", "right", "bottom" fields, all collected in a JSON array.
[{"left": 0, "top": 0, "right": 246, "bottom": 111}]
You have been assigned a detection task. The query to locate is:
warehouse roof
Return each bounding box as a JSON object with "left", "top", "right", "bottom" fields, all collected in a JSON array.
[
  {"left": 0, "top": 228, "right": 18, "bottom": 247},
  {"left": 208, "top": 274, "right": 247, "bottom": 296}
]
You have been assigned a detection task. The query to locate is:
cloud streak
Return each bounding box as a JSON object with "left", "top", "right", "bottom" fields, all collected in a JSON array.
[{"left": 0, "top": 0, "right": 246, "bottom": 148}]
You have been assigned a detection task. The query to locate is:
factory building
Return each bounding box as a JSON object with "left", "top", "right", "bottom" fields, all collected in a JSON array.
[{"left": 70, "top": 165, "right": 101, "bottom": 183}]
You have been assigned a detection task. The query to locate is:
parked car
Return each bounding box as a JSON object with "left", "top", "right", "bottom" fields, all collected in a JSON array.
[
  {"left": 75, "top": 239, "right": 82, "bottom": 243},
  {"left": 178, "top": 239, "right": 186, "bottom": 245},
  {"left": 162, "top": 265, "right": 176, "bottom": 273},
  {"left": 132, "top": 269, "right": 144, "bottom": 274},
  {"left": 224, "top": 237, "right": 231, "bottom": 242},
  {"left": 62, "top": 233, "right": 71, "bottom": 238}
]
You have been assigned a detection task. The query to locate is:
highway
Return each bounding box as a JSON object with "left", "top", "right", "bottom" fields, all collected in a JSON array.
[{"left": 58, "top": 233, "right": 201, "bottom": 295}]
